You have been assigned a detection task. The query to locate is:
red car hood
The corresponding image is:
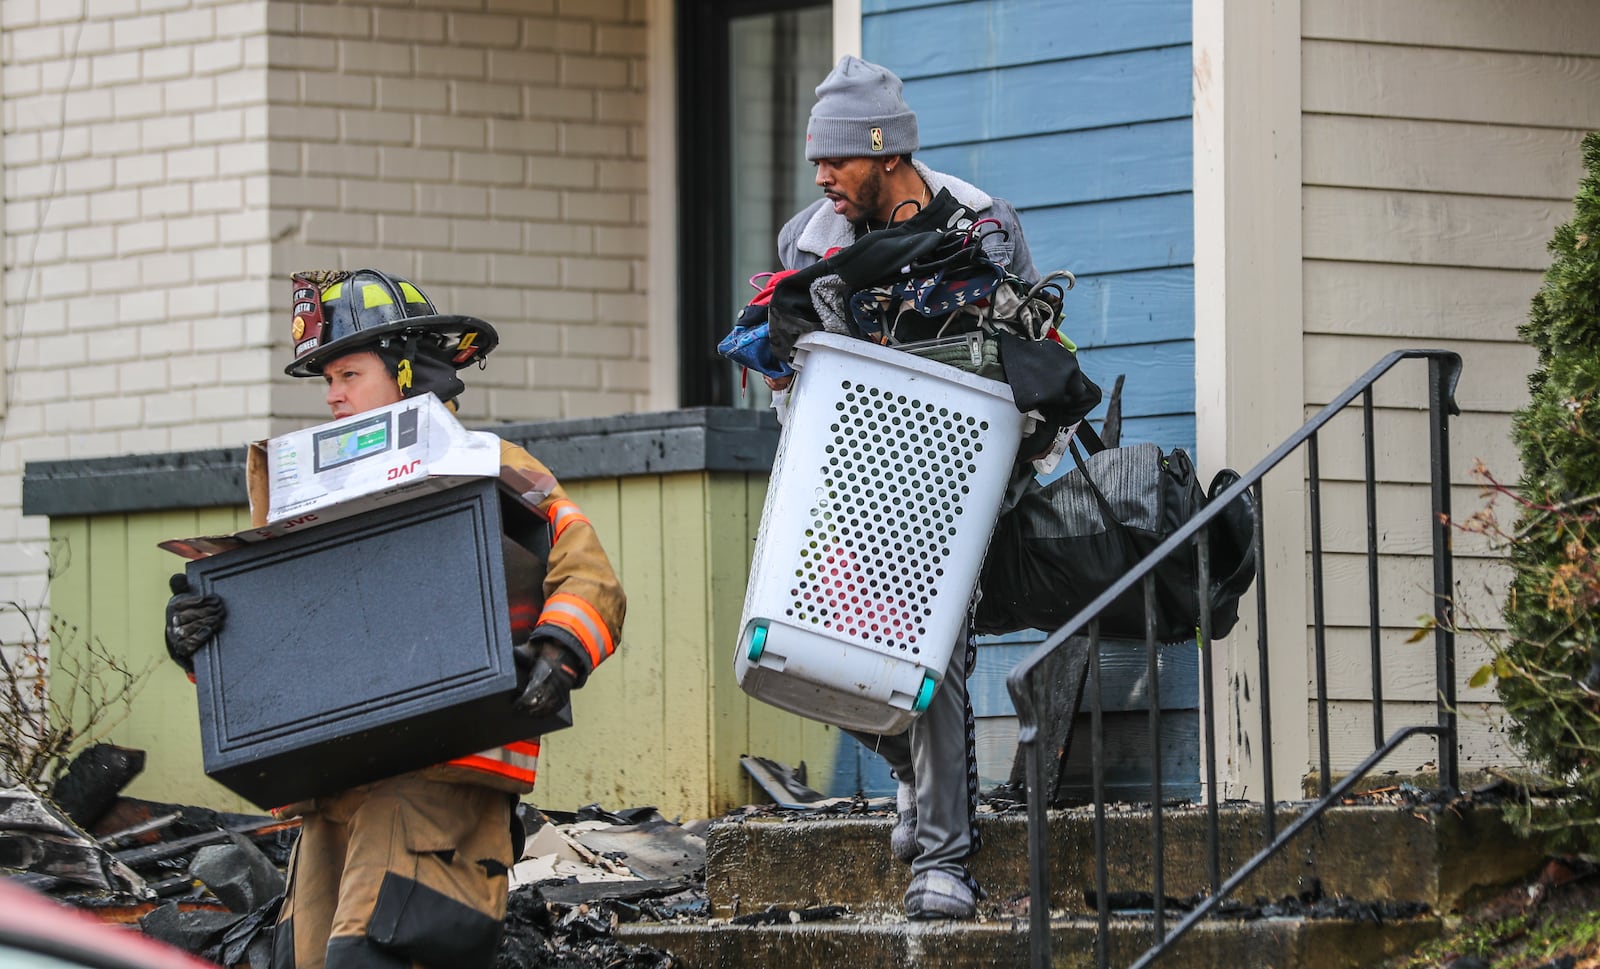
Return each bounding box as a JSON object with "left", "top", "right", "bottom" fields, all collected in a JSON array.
[{"left": 0, "top": 880, "right": 215, "bottom": 969}]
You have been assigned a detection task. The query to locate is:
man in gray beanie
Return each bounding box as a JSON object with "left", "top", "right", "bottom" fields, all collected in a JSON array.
[
  {"left": 768, "top": 55, "right": 1039, "bottom": 922},
  {"left": 778, "top": 54, "right": 1035, "bottom": 277}
]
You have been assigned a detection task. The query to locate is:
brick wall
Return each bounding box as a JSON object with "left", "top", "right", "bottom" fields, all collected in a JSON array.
[
  {"left": 262, "top": 0, "right": 650, "bottom": 431},
  {"left": 0, "top": 0, "right": 650, "bottom": 632},
  {"left": 1, "top": 0, "right": 277, "bottom": 631}
]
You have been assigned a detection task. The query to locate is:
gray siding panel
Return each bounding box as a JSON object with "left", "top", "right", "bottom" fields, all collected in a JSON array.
[{"left": 1298, "top": 0, "right": 1594, "bottom": 771}]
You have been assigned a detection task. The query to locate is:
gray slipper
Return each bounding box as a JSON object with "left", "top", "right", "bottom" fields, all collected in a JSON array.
[{"left": 904, "top": 869, "right": 976, "bottom": 920}]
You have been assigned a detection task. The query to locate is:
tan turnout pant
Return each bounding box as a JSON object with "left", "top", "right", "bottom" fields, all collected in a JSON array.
[{"left": 272, "top": 774, "right": 514, "bottom": 969}]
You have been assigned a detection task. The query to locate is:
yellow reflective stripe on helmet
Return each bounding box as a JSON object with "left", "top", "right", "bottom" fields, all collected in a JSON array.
[
  {"left": 399, "top": 282, "right": 428, "bottom": 304},
  {"left": 363, "top": 283, "right": 396, "bottom": 308},
  {"left": 323, "top": 281, "right": 343, "bottom": 301},
  {"left": 540, "top": 593, "right": 614, "bottom": 666},
  {"left": 547, "top": 499, "right": 589, "bottom": 544}
]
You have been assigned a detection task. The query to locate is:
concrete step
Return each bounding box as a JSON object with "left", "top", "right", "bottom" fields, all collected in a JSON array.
[
  {"left": 615, "top": 803, "right": 1541, "bottom": 969},
  {"left": 701, "top": 803, "right": 1540, "bottom": 919},
  {"left": 621, "top": 912, "right": 1442, "bottom": 969}
]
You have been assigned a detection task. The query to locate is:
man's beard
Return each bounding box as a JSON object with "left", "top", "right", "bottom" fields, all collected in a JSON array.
[{"left": 842, "top": 166, "right": 885, "bottom": 227}]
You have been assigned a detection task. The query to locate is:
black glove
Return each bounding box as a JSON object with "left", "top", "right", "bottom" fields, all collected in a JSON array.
[
  {"left": 165, "top": 573, "right": 225, "bottom": 672},
  {"left": 512, "top": 639, "right": 580, "bottom": 718}
]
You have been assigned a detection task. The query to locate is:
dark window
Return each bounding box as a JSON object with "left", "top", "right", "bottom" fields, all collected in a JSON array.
[{"left": 676, "top": 0, "right": 832, "bottom": 408}]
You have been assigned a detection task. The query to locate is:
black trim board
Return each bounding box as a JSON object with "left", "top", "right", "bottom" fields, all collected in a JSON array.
[
  {"left": 23, "top": 448, "right": 249, "bottom": 519},
  {"left": 676, "top": 0, "right": 829, "bottom": 406},
  {"left": 494, "top": 406, "right": 778, "bottom": 480},
  {"left": 23, "top": 407, "right": 780, "bottom": 518}
]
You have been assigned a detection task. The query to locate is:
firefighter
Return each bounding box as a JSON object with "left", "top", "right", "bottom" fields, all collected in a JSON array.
[{"left": 162, "top": 269, "right": 626, "bottom": 969}]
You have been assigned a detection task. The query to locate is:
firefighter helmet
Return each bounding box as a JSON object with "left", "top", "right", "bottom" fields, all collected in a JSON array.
[{"left": 285, "top": 269, "right": 499, "bottom": 378}]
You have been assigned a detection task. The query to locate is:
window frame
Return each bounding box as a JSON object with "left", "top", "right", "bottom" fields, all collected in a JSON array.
[{"left": 674, "top": 0, "right": 829, "bottom": 407}]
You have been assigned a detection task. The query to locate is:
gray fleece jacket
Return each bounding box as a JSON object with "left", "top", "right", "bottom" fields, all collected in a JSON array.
[{"left": 775, "top": 160, "right": 1038, "bottom": 283}]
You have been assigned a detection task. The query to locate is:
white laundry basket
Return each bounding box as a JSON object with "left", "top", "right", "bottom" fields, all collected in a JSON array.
[{"left": 735, "top": 332, "right": 1027, "bottom": 734}]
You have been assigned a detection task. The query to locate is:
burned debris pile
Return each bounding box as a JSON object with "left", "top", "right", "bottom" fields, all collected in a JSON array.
[
  {"left": 494, "top": 803, "right": 704, "bottom": 969},
  {"left": 3, "top": 745, "right": 700, "bottom": 969},
  {"left": 2, "top": 752, "right": 296, "bottom": 967}
]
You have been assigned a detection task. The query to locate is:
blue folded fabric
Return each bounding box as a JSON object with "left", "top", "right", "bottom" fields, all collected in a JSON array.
[{"left": 717, "top": 313, "right": 793, "bottom": 379}]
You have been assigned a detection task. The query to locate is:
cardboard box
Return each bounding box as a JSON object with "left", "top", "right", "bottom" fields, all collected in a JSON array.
[
  {"left": 245, "top": 393, "right": 502, "bottom": 541},
  {"left": 185, "top": 477, "right": 559, "bottom": 809},
  {"left": 158, "top": 395, "right": 514, "bottom": 559}
]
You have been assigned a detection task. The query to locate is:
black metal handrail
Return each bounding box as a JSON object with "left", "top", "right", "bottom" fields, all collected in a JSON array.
[{"left": 1006, "top": 349, "right": 1464, "bottom": 969}]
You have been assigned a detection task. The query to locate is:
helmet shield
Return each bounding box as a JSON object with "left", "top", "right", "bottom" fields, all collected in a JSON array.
[{"left": 285, "top": 269, "right": 499, "bottom": 378}]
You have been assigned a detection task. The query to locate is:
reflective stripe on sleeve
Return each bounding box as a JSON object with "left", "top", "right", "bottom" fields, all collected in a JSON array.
[
  {"left": 539, "top": 593, "right": 615, "bottom": 666},
  {"left": 546, "top": 499, "right": 590, "bottom": 544},
  {"left": 449, "top": 740, "right": 540, "bottom": 785}
]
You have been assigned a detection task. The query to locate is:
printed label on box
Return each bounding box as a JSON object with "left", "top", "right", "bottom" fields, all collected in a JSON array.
[
  {"left": 265, "top": 394, "right": 500, "bottom": 526},
  {"left": 160, "top": 394, "right": 504, "bottom": 556}
]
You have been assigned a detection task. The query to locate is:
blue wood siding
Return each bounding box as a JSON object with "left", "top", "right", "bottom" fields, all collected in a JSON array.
[
  {"left": 864, "top": 0, "right": 1196, "bottom": 455},
  {"left": 859, "top": 0, "right": 1200, "bottom": 801},
  {"left": 969, "top": 638, "right": 1202, "bottom": 801}
]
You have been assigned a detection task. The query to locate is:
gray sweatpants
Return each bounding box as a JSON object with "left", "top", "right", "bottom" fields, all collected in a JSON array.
[{"left": 845, "top": 626, "right": 977, "bottom": 878}]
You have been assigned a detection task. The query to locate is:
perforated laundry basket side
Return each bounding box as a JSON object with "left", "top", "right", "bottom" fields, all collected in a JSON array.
[{"left": 735, "top": 332, "right": 1025, "bottom": 734}]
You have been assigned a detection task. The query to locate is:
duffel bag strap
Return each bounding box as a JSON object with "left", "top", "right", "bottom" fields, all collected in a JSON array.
[
  {"left": 1075, "top": 421, "right": 1106, "bottom": 455},
  {"left": 1066, "top": 435, "right": 1123, "bottom": 530}
]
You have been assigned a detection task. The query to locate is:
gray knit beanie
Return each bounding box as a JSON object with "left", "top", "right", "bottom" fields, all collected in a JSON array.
[{"left": 805, "top": 55, "right": 919, "bottom": 161}]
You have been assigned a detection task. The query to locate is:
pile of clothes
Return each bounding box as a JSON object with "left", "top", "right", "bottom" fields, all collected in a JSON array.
[
  {"left": 717, "top": 189, "right": 1102, "bottom": 448},
  {"left": 718, "top": 198, "right": 1259, "bottom": 645}
]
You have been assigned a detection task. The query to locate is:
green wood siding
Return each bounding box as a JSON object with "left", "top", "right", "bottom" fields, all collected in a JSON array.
[
  {"left": 539, "top": 472, "right": 845, "bottom": 816},
  {"left": 50, "top": 507, "right": 257, "bottom": 814},
  {"left": 47, "top": 471, "right": 845, "bottom": 819}
]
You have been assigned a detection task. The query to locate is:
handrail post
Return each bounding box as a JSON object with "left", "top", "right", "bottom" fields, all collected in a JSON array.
[
  {"left": 1308, "top": 433, "right": 1331, "bottom": 797},
  {"left": 1144, "top": 574, "right": 1165, "bottom": 943},
  {"left": 1363, "top": 388, "right": 1385, "bottom": 746},
  {"left": 1252, "top": 480, "right": 1276, "bottom": 842},
  {"left": 1196, "top": 527, "right": 1220, "bottom": 893},
  {"left": 1090, "top": 623, "right": 1109, "bottom": 969},
  {"left": 1021, "top": 675, "right": 1052, "bottom": 969},
  {"left": 1429, "top": 356, "right": 1459, "bottom": 792}
]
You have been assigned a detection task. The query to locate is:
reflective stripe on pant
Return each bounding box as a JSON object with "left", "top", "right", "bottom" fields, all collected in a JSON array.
[
  {"left": 844, "top": 622, "right": 977, "bottom": 878},
  {"left": 272, "top": 774, "right": 513, "bottom": 969}
]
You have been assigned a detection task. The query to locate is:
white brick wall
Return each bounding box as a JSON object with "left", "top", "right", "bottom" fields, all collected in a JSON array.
[
  {"left": 266, "top": 0, "right": 650, "bottom": 430},
  {"left": 0, "top": 0, "right": 276, "bottom": 628},
  {"left": 0, "top": 0, "right": 650, "bottom": 634}
]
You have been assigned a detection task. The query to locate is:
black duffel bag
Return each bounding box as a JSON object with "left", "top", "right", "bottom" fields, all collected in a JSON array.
[{"left": 975, "top": 437, "right": 1257, "bottom": 643}]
